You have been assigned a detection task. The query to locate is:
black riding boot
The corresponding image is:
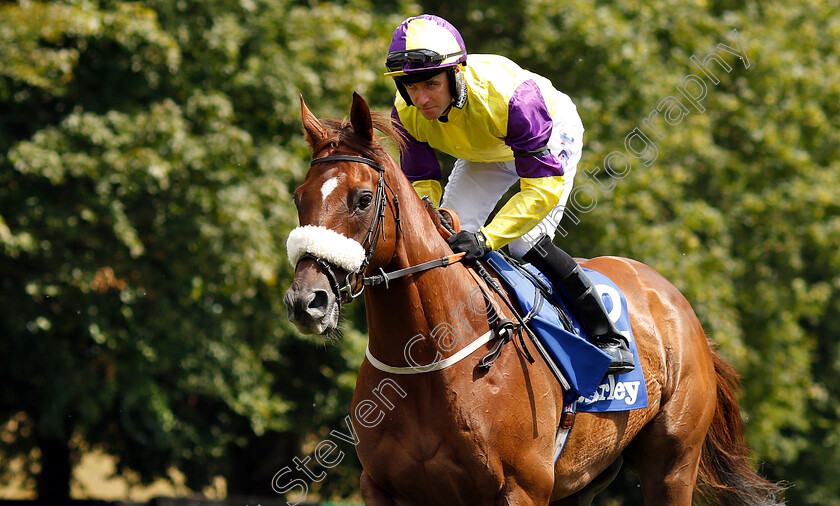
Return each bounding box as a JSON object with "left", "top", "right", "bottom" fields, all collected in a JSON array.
[{"left": 523, "top": 236, "right": 635, "bottom": 375}]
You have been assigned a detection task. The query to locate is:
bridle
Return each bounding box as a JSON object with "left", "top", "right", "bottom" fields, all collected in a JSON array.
[
  {"left": 296, "top": 154, "right": 468, "bottom": 306},
  {"left": 299, "top": 154, "right": 400, "bottom": 304},
  {"left": 294, "top": 154, "right": 547, "bottom": 378}
]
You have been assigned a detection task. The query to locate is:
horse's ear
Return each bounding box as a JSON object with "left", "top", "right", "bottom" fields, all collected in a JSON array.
[
  {"left": 350, "top": 92, "right": 374, "bottom": 142},
  {"left": 300, "top": 94, "right": 328, "bottom": 151}
]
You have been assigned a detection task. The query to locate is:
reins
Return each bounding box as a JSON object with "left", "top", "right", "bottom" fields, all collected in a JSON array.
[
  {"left": 297, "top": 154, "right": 568, "bottom": 387},
  {"left": 362, "top": 252, "right": 466, "bottom": 289}
]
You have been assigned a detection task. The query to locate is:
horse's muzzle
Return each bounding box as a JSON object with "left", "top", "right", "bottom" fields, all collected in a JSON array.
[{"left": 284, "top": 263, "right": 339, "bottom": 334}]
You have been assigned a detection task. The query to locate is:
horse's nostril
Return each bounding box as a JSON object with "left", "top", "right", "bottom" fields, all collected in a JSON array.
[
  {"left": 308, "top": 290, "right": 329, "bottom": 311},
  {"left": 283, "top": 289, "right": 300, "bottom": 320}
]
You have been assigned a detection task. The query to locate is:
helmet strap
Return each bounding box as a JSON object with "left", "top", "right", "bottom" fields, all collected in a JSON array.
[
  {"left": 396, "top": 81, "right": 413, "bottom": 106},
  {"left": 450, "top": 66, "right": 467, "bottom": 109}
]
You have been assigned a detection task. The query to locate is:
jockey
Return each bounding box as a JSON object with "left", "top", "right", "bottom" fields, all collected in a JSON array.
[{"left": 385, "top": 14, "right": 633, "bottom": 375}]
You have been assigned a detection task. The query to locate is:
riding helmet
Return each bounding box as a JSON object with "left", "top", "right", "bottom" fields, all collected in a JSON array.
[{"left": 384, "top": 15, "right": 468, "bottom": 109}]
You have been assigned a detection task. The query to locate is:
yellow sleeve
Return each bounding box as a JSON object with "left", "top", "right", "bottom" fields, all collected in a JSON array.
[
  {"left": 480, "top": 175, "right": 565, "bottom": 251},
  {"left": 411, "top": 180, "right": 443, "bottom": 207}
]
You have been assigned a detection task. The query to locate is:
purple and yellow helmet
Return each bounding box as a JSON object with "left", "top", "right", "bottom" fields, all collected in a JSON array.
[
  {"left": 385, "top": 15, "right": 467, "bottom": 77},
  {"left": 385, "top": 15, "right": 468, "bottom": 108}
]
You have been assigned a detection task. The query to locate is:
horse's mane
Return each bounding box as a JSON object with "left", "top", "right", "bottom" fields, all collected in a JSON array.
[{"left": 314, "top": 111, "right": 406, "bottom": 162}]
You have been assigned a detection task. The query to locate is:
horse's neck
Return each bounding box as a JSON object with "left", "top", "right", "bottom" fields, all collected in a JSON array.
[{"left": 363, "top": 191, "right": 493, "bottom": 368}]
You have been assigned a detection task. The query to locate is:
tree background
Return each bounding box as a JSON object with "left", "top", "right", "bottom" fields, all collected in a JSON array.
[{"left": 1, "top": 0, "right": 837, "bottom": 504}]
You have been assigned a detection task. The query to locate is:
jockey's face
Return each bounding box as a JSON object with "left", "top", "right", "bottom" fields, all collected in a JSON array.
[{"left": 404, "top": 72, "right": 452, "bottom": 120}]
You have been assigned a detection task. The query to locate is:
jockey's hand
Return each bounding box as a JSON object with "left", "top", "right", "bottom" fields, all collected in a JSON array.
[{"left": 446, "top": 230, "right": 491, "bottom": 261}]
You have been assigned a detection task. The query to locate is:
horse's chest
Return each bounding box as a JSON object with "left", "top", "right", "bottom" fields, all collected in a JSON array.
[{"left": 357, "top": 403, "right": 503, "bottom": 500}]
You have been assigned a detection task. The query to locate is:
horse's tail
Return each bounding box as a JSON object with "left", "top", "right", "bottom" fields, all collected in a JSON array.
[{"left": 696, "top": 349, "right": 787, "bottom": 505}]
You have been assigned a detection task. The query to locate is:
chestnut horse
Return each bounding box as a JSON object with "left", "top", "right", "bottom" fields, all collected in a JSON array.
[{"left": 284, "top": 92, "right": 783, "bottom": 505}]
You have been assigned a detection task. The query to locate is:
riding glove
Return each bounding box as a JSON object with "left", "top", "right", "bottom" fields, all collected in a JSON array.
[{"left": 446, "top": 230, "right": 491, "bottom": 260}]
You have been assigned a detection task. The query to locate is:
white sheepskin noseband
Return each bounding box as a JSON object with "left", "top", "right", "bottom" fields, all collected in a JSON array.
[{"left": 287, "top": 225, "right": 366, "bottom": 272}]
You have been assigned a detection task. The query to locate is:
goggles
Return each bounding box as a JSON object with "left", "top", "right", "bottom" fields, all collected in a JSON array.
[{"left": 385, "top": 49, "right": 465, "bottom": 74}]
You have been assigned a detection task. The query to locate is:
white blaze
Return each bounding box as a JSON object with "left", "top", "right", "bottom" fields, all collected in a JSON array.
[{"left": 321, "top": 177, "right": 339, "bottom": 201}]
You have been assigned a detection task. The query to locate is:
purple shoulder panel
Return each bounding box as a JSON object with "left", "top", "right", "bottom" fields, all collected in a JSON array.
[{"left": 506, "top": 80, "right": 564, "bottom": 179}]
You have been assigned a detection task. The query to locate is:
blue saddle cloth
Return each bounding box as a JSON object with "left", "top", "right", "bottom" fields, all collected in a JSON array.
[{"left": 483, "top": 252, "right": 648, "bottom": 412}]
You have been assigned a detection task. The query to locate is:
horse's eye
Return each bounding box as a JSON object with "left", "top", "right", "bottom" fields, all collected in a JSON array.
[{"left": 358, "top": 194, "right": 373, "bottom": 210}]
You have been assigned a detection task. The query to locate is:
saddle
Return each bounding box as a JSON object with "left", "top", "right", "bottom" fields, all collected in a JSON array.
[{"left": 427, "top": 199, "right": 647, "bottom": 412}]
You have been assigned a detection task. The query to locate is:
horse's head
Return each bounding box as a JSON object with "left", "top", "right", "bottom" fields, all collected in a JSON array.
[{"left": 284, "top": 92, "right": 403, "bottom": 334}]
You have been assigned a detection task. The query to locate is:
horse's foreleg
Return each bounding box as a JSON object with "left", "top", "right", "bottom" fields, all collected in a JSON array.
[{"left": 361, "top": 471, "right": 397, "bottom": 506}]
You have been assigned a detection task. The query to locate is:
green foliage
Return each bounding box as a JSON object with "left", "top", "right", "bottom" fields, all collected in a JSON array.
[
  {"left": 0, "top": 0, "right": 413, "bottom": 498},
  {"left": 0, "top": 1, "right": 179, "bottom": 96}
]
